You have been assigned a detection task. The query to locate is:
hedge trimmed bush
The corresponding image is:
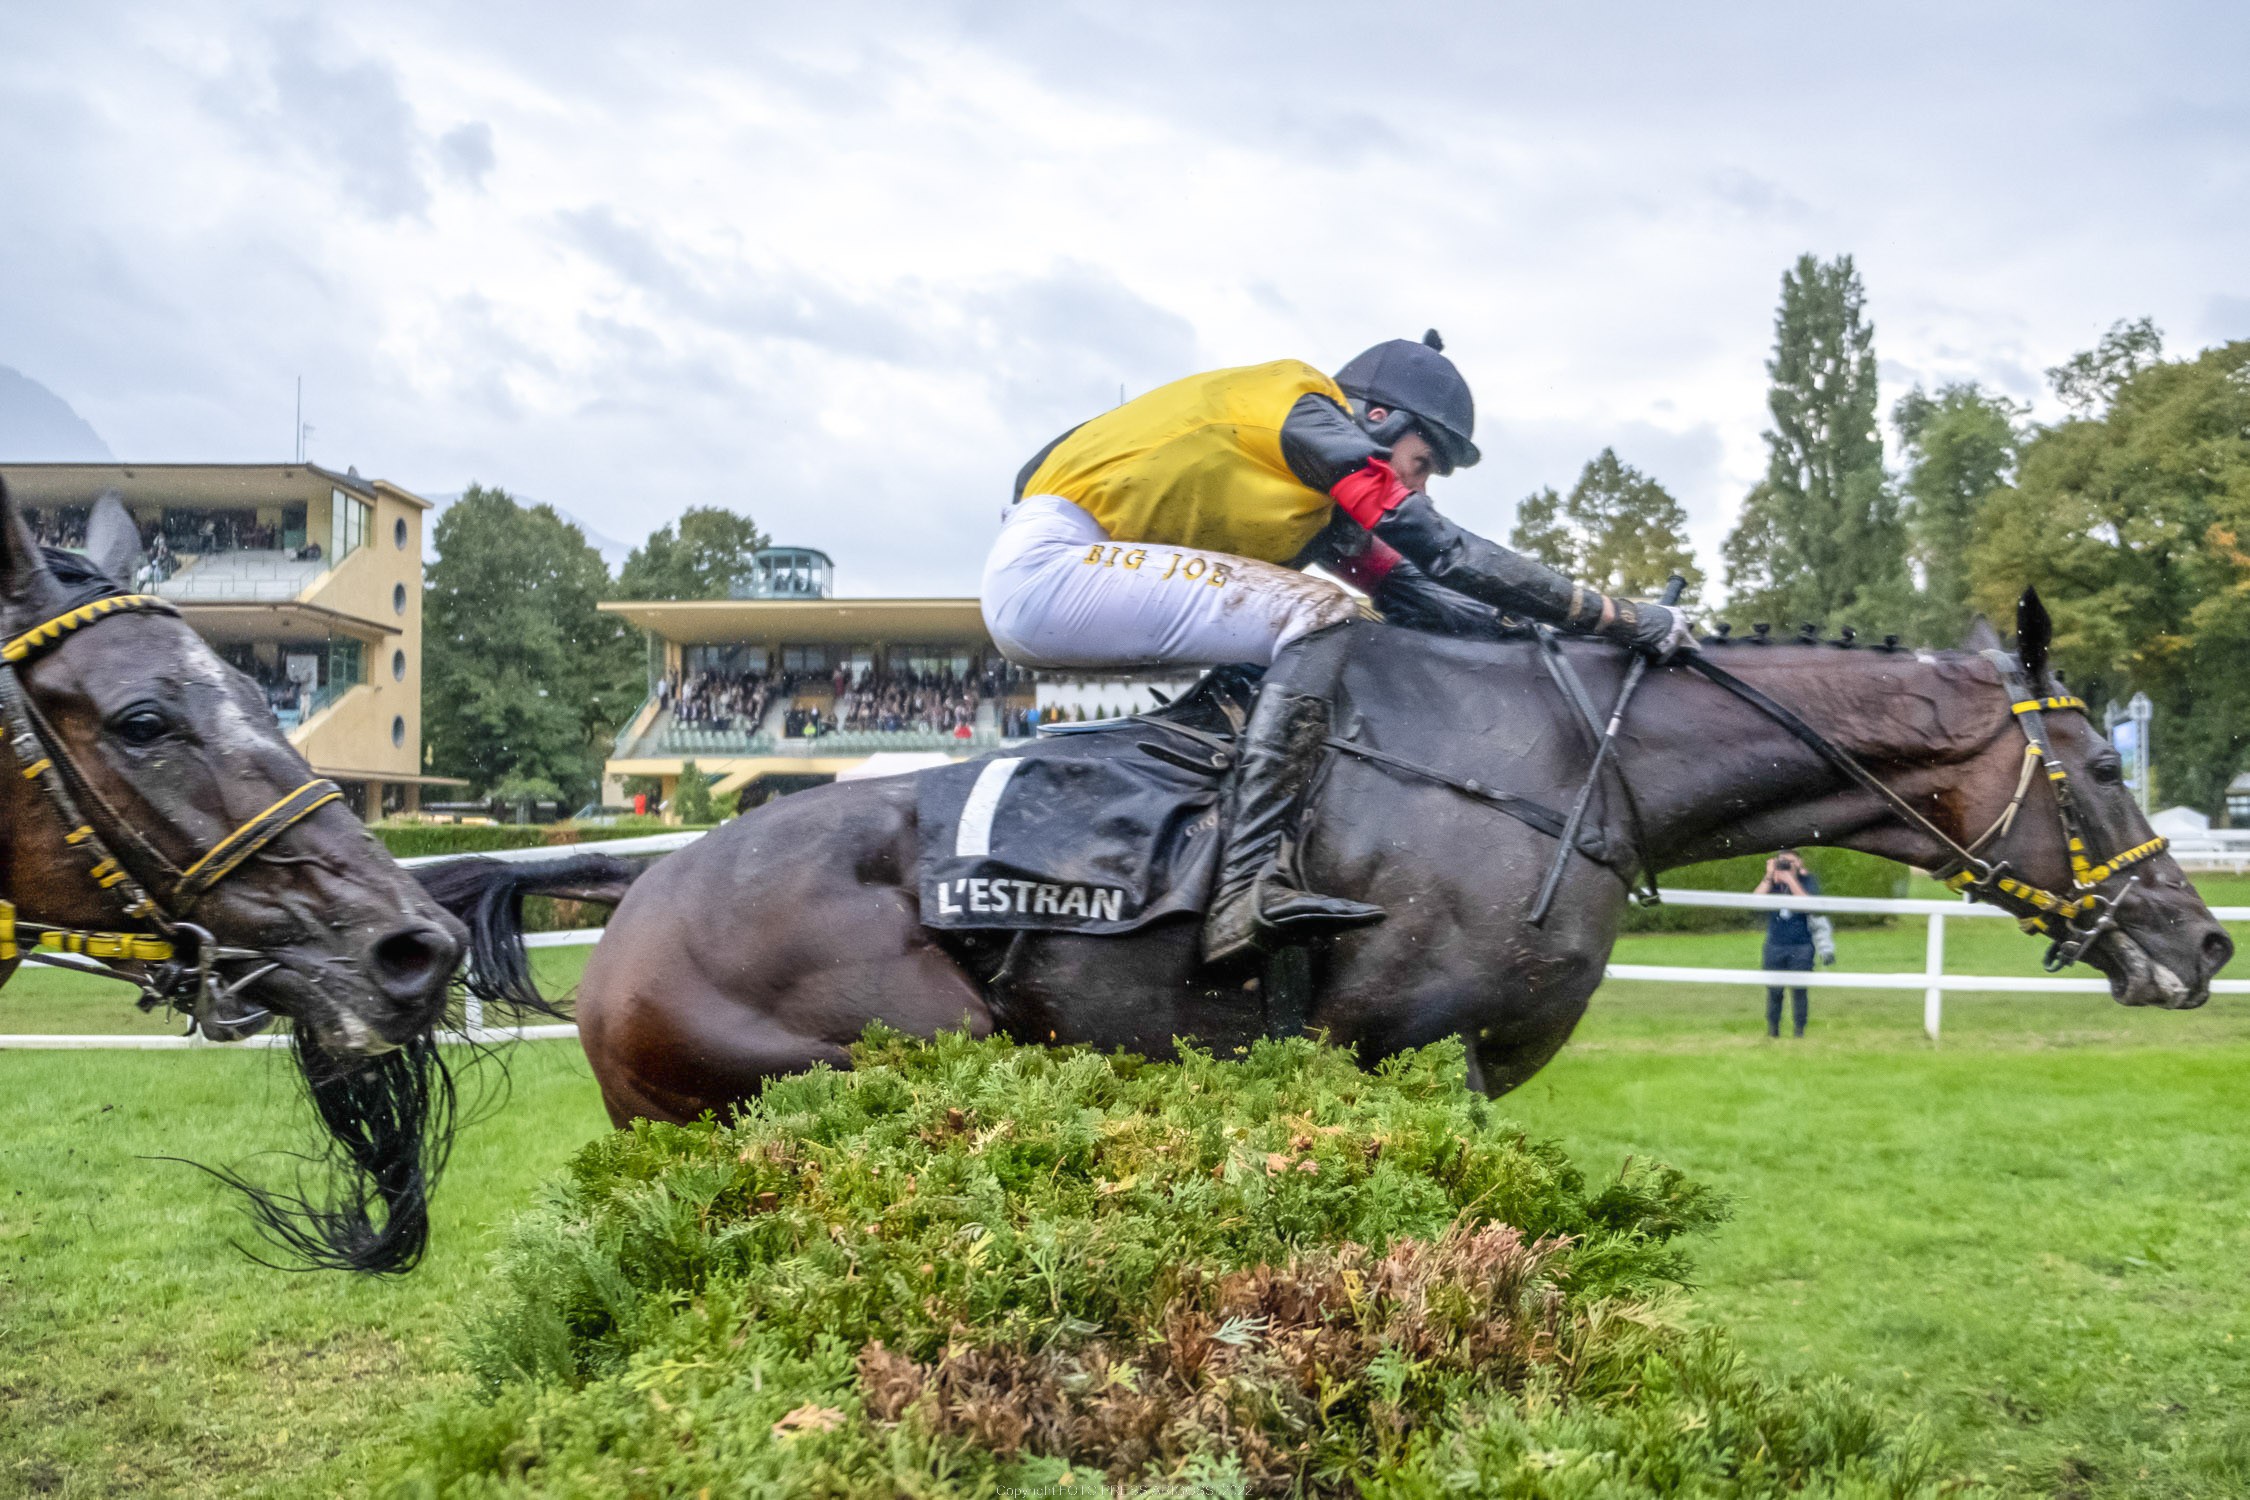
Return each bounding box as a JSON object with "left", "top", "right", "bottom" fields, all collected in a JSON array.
[
  {"left": 1623, "top": 849, "right": 1911, "bottom": 934},
  {"left": 392, "top": 1032, "right": 1937, "bottom": 1496}
]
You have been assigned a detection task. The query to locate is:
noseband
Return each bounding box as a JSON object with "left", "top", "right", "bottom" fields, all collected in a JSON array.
[
  {"left": 0, "top": 594, "right": 342, "bottom": 1025},
  {"left": 1686, "top": 650, "right": 2169, "bottom": 972}
]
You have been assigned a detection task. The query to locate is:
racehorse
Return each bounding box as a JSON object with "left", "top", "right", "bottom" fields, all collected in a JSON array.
[
  {"left": 0, "top": 482, "right": 466, "bottom": 1272},
  {"left": 431, "top": 592, "right": 2231, "bottom": 1126}
]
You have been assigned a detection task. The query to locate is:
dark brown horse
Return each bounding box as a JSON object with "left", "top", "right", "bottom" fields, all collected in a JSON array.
[
  {"left": 435, "top": 596, "right": 2231, "bottom": 1126},
  {"left": 0, "top": 482, "right": 467, "bottom": 1271}
]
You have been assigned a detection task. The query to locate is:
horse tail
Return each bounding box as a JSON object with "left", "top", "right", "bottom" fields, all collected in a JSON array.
[{"left": 415, "top": 853, "right": 649, "bottom": 1018}]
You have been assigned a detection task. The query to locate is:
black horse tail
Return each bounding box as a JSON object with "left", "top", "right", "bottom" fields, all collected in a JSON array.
[
  {"left": 415, "top": 853, "right": 649, "bottom": 1018},
  {"left": 182, "top": 1028, "right": 456, "bottom": 1275}
]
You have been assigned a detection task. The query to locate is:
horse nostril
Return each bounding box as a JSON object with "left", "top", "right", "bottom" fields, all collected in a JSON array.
[
  {"left": 370, "top": 923, "right": 461, "bottom": 1000},
  {"left": 2205, "top": 928, "right": 2236, "bottom": 977}
]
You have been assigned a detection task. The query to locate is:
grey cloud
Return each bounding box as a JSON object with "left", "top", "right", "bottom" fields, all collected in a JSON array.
[
  {"left": 1708, "top": 168, "right": 1806, "bottom": 219},
  {"left": 2202, "top": 294, "right": 2250, "bottom": 342},
  {"left": 208, "top": 16, "right": 431, "bottom": 220},
  {"left": 557, "top": 207, "right": 1196, "bottom": 427},
  {"left": 439, "top": 122, "right": 495, "bottom": 188}
]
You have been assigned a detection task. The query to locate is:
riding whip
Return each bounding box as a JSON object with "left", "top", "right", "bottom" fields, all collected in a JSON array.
[{"left": 1528, "top": 574, "right": 1686, "bottom": 928}]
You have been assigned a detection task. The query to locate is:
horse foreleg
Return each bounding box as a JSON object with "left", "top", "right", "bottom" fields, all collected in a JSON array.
[{"left": 1464, "top": 981, "right": 1596, "bottom": 1097}]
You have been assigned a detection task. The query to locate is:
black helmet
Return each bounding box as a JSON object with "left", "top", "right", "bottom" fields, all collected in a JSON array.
[{"left": 1333, "top": 329, "right": 1480, "bottom": 474}]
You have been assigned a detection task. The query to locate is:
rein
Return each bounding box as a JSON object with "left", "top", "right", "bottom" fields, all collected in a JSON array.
[
  {"left": 0, "top": 593, "right": 342, "bottom": 1025},
  {"left": 1682, "top": 650, "right": 2168, "bottom": 971}
]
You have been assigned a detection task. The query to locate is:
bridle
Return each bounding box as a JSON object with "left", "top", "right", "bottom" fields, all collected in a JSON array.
[
  {"left": 1684, "top": 649, "right": 2170, "bottom": 972},
  {"left": 0, "top": 593, "right": 343, "bottom": 1028}
]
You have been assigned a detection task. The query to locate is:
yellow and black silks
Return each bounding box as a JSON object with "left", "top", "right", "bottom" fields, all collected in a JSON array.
[{"left": 1017, "top": 360, "right": 1349, "bottom": 565}]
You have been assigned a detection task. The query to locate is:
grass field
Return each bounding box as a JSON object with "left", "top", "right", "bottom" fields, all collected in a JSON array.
[{"left": 2, "top": 879, "right": 2245, "bottom": 1496}]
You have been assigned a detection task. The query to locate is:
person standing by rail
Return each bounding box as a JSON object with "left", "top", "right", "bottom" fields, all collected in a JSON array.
[{"left": 1756, "top": 850, "right": 1834, "bottom": 1037}]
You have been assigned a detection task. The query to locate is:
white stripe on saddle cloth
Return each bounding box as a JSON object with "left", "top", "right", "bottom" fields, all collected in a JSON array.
[{"left": 953, "top": 757, "right": 1025, "bottom": 858}]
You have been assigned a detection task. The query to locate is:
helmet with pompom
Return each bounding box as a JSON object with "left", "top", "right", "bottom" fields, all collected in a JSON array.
[{"left": 1333, "top": 329, "right": 1479, "bottom": 474}]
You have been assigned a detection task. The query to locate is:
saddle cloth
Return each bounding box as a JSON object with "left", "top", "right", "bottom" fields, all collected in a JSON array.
[{"left": 916, "top": 686, "right": 1247, "bottom": 936}]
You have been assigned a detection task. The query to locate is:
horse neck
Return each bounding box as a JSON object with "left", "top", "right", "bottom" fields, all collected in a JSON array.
[{"left": 1623, "top": 646, "right": 2018, "bottom": 872}]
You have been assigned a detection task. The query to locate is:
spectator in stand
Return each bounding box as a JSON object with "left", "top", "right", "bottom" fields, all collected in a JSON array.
[{"left": 1755, "top": 850, "right": 1834, "bottom": 1038}]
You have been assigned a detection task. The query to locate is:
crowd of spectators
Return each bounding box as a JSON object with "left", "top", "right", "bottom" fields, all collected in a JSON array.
[
  {"left": 834, "top": 666, "right": 980, "bottom": 736},
  {"left": 658, "top": 663, "right": 1028, "bottom": 742},
  {"left": 659, "top": 670, "right": 774, "bottom": 734}
]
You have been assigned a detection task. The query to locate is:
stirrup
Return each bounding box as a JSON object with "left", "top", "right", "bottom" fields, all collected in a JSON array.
[{"left": 1203, "top": 876, "right": 1384, "bottom": 964}]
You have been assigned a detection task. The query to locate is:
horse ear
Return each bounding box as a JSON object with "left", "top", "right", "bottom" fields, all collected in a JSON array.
[
  {"left": 83, "top": 492, "right": 144, "bottom": 589},
  {"left": 1960, "top": 615, "right": 2002, "bottom": 653},
  {"left": 0, "top": 477, "right": 63, "bottom": 620},
  {"left": 2016, "top": 587, "right": 2053, "bottom": 686}
]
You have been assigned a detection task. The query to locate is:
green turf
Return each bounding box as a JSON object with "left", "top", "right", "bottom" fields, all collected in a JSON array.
[{"left": 0, "top": 879, "right": 2243, "bottom": 1495}]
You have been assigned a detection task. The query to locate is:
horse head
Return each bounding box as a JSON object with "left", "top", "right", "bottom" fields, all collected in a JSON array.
[
  {"left": 0, "top": 478, "right": 469, "bottom": 1271},
  {"left": 1981, "top": 588, "right": 2231, "bottom": 1008}
]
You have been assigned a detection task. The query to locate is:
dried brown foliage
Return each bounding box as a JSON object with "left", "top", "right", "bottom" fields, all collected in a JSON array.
[{"left": 858, "top": 1223, "right": 1582, "bottom": 1491}]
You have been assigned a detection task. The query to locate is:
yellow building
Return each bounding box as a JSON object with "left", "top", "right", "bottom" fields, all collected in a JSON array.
[
  {"left": 602, "top": 550, "right": 1192, "bottom": 814},
  {"left": 0, "top": 462, "right": 462, "bottom": 818}
]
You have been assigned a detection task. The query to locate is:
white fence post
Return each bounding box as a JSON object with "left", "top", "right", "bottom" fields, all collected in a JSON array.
[{"left": 1923, "top": 912, "right": 1946, "bottom": 1041}]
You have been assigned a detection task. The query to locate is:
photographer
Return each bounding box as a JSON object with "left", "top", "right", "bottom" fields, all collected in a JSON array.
[{"left": 1756, "top": 850, "right": 1835, "bottom": 1038}]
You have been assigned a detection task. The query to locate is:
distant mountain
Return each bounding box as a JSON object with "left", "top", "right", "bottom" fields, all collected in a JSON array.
[
  {"left": 0, "top": 366, "right": 113, "bottom": 461},
  {"left": 424, "top": 489, "right": 636, "bottom": 570}
]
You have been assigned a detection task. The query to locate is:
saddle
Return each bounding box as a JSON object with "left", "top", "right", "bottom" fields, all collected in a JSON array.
[{"left": 915, "top": 670, "right": 1257, "bottom": 936}]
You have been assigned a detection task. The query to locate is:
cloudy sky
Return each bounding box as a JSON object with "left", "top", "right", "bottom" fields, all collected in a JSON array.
[{"left": 2, "top": 2, "right": 2244, "bottom": 592}]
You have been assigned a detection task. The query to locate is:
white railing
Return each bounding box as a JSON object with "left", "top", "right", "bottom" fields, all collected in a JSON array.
[
  {"left": 3, "top": 837, "right": 2243, "bottom": 1047},
  {"left": 1612, "top": 888, "right": 2250, "bottom": 1039}
]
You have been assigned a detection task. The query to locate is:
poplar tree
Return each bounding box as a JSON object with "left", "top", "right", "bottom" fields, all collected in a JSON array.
[
  {"left": 1893, "top": 382, "right": 2022, "bottom": 644},
  {"left": 1722, "top": 254, "right": 1910, "bottom": 629},
  {"left": 1511, "top": 448, "right": 1704, "bottom": 602}
]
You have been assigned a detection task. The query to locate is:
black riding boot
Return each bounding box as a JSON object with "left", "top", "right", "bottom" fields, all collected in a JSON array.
[{"left": 1202, "top": 623, "right": 1385, "bottom": 963}]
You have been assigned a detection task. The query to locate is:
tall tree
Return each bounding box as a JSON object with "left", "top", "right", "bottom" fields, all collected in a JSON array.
[
  {"left": 615, "top": 506, "right": 770, "bottom": 600},
  {"left": 424, "top": 484, "right": 642, "bottom": 806},
  {"left": 1722, "top": 254, "right": 1910, "bottom": 629},
  {"left": 2045, "top": 317, "right": 2164, "bottom": 417},
  {"left": 1510, "top": 448, "right": 1704, "bottom": 602},
  {"left": 1893, "top": 382, "right": 2023, "bottom": 645},
  {"left": 1971, "top": 333, "right": 2250, "bottom": 813}
]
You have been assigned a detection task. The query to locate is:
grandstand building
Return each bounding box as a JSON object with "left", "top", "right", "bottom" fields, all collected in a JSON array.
[
  {"left": 602, "top": 546, "right": 1192, "bottom": 813},
  {"left": 0, "top": 462, "right": 459, "bottom": 819}
]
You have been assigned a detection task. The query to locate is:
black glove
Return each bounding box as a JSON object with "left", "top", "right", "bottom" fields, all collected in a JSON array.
[
  {"left": 1600, "top": 598, "right": 1697, "bottom": 660},
  {"left": 1370, "top": 494, "right": 1605, "bottom": 628},
  {"left": 1372, "top": 558, "right": 1509, "bottom": 639}
]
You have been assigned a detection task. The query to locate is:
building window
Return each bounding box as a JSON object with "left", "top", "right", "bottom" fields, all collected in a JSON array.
[
  {"left": 391, "top": 648, "right": 406, "bottom": 682},
  {"left": 329, "top": 637, "right": 364, "bottom": 689},
  {"left": 781, "top": 644, "right": 832, "bottom": 672},
  {"left": 391, "top": 715, "right": 406, "bottom": 748},
  {"left": 392, "top": 582, "right": 407, "bottom": 615},
  {"left": 330, "top": 489, "right": 371, "bottom": 561},
  {"left": 393, "top": 516, "right": 408, "bottom": 550}
]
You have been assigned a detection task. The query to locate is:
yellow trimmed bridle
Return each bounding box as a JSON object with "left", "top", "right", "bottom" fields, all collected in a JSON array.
[
  {"left": 0, "top": 593, "right": 343, "bottom": 1023},
  {"left": 1684, "top": 648, "right": 2169, "bottom": 973}
]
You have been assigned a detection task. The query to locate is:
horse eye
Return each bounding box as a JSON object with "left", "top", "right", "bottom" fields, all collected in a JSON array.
[
  {"left": 110, "top": 707, "right": 171, "bottom": 747},
  {"left": 2089, "top": 759, "right": 2123, "bottom": 785}
]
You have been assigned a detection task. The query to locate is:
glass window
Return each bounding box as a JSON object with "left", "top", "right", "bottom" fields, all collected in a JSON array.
[
  {"left": 781, "top": 644, "right": 832, "bottom": 672},
  {"left": 391, "top": 649, "right": 406, "bottom": 682},
  {"left": 393, "top": 516, "right": 408, "bottom": 550},
  {"left": 328, "top": 637, "right": 364, "bottom": 688},
  {"left": 330, "top": 489, "right": 371, "bottom": 560}
]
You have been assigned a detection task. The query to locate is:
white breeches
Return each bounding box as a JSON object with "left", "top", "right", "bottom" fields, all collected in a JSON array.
[{"left": 981, "top": 495, "right": 1357, "bottom": 671}]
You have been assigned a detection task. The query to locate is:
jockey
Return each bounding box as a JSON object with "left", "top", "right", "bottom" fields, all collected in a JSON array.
[{"left": 982, "top": 331, "right": 1695, "bottom": 962}]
